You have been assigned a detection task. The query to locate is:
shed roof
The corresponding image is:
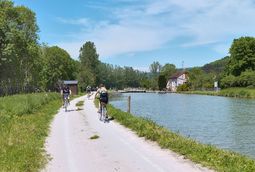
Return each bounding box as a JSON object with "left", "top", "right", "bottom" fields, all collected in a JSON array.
[{"left": 64, "top": 80, "right": 78, "bottom": 85}]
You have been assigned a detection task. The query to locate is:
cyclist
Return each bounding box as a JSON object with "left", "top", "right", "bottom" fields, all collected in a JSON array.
[
  {"left": 86, "top": 85, "right": 92, "bottom": 97},
  {"left": 95, "top": 84, "right": 108, "bottom": 117},
  {"left": 61, "top": 85, "right": 71, "bottom": 106}
]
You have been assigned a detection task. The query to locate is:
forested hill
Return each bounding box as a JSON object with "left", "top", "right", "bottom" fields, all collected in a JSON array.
[{"left": 201, "top": 56, "right": 230, "bottom": 74}]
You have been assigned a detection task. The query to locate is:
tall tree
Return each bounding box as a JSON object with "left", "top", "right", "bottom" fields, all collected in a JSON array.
[
  {"left": 158, "top": 74, "right": 167, "bottom": 90},
  {"left": 40, "top": 46, "right": 76, "bottom": 90},
  {"left": 149, "top": 61, "right": 161, "bottom": 75},
  {"left": 0, "top": 1, "right": 40, "bottom": 91},
  {"left": 227, "top": 37, "right": 255, "bottom": 76},
  {"left": 78, "top": 41, "right": 100, "bottom": 88},
  {"left": 160, "top": 63, "right": 176, "bottom": 80}
]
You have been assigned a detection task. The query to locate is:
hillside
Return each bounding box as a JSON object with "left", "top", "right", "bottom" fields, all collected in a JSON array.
[{"left": 201, "top": 56, "right": 230, "bottom": 74}]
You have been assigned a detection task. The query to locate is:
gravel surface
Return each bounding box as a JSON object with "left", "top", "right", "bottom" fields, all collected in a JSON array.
[{"left": 43, "top": 94, "right": 214, "bottom": 172}]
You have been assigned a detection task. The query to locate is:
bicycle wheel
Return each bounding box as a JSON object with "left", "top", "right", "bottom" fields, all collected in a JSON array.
[
  {"left": 99, "top": 108, "right": 103, "bottom": 121},
  {"left": 64, "top": 99, "right": 68, "bottom": 112},
  {"left": 101, "top": 107, "right": 105, "bottom": 121},
  {"left": 102, "top": 106, "right": 108, "bottom": 122}
]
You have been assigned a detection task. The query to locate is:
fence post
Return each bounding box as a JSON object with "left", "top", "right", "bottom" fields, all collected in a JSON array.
[{"left": 128, "top": 96, "right": 131, "bottom": 113}]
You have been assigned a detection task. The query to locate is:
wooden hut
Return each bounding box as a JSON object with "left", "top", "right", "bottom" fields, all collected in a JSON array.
[{"left": 63, "top": 80, "right": 78, "bottom": 95}]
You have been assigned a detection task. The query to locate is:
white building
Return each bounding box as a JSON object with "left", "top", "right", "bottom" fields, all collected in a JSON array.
[{"left": 166, "top": 71, "right": 188, "bottom": 92}]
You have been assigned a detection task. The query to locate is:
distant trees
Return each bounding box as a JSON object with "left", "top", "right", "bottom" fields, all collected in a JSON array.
[
  {"left": 188, "top": 68, "right": 214, "bottom": 90},
  {"left": 5, "top": 0, "right": 255, "bottom": 94},
  {"left": 149, "top": 61, "right": 161, "bottom": 75}
]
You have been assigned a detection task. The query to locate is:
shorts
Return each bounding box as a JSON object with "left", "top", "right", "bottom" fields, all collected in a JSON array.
[{"left": 100, "top": 97, "right": 108, "bottom": 104}]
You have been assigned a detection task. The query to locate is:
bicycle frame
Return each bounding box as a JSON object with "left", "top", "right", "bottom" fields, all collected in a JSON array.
[
  {"left": 64, "top": 96, "right": 68, "bottom": 112},
  {"left": 100, "top": 102, "right": 107, "bottom": 122}
]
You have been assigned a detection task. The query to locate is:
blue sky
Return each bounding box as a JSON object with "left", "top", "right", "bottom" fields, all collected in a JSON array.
[{"left": 13, "top": 0, "right": 255, "bottom": 71}]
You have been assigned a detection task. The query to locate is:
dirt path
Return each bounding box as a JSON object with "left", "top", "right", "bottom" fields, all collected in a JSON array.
[{"left": 43, "top": 94, "right": 213, "bottom": 172}]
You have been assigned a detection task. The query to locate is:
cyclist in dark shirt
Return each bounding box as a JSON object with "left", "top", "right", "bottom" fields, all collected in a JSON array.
[{"left": 61, "top": 85, "right": 71, "bottom": 106}]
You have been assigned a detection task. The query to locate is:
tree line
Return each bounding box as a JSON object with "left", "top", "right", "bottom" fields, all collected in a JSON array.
[
  {"left": 0, "top": 1, "right": 162, "bottom": 95},
  {"left": 0, "top": 1, "right": 77, "bottom": 95},
  {"left": 185, "top": 36, "right": 255, "bottom": 90},
  {"left": 1, "top": 1, "right": 255, "bottom": 96}
]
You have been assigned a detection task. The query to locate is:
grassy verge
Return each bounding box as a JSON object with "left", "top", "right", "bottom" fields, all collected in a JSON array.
[
  {"left": 0, "top": 93, "right": 61, "bottom": 172},
  {"left": 96, "top": 98, "right": 255, "bottom": 172},
  {"left": 182, "top": 87, "right": 255, "bottom": 98}
]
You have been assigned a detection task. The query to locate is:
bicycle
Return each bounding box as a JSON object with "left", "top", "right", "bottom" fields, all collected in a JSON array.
[
  {"left": 63, "top": 95, "right": 69, "bottom": 112},
  {"left": 99, "top": 102, "right": 108, "bottom": 122}
]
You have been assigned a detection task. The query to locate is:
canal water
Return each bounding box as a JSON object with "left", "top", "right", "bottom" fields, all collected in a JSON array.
[{"left": 110, "top": 93, "right": 255, "bottom": 158}]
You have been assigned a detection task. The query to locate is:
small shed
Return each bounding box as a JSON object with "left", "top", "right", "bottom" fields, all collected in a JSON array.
[{"left": 63, "top": 80, "right": 78, "bottom": 95}]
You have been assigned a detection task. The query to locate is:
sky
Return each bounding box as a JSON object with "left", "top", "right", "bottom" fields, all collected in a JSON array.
[{"left": 13, "top": 0, "right": 255, "bottom": 71}]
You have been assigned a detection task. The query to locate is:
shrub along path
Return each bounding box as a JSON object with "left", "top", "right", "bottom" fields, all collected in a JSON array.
[{"left": 43, "top": 94, "right": 213, "bottom": 172}]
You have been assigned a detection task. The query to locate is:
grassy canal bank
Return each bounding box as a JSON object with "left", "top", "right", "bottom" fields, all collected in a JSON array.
[
  {"left": 0, "top": 93, "right": 61, "bottom": 172},
  {"left": 98, "top": 99, "right": 255, "bottom": 172},
  {"left": 182, "top": 87, "right": 255, "bottom": 98}
]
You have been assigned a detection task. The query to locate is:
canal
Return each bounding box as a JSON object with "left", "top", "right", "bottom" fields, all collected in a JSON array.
[{"left": 110, "top": 93, "right": 255, "bottom": 158}]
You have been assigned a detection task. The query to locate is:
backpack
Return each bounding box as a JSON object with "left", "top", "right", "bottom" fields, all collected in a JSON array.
[{"left": 100, "top": 92, "right": 108, "bottom": 103}]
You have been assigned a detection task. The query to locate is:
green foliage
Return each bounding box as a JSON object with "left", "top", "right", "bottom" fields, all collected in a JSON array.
[
  {"left": 160, "top": 63, "right": 176, "bottom": 79},
  {"left": 149, "top": 61, "right": 161, "bottom": 75},
  {"left": 183, "top": 88, "right": 255, "bottom": 98},
  {"left": 221, "top": 37, "right": 255, "bottom": 88},
  {"left": 89, "top": 135, "right": 99, "bottom": 140},
  {"left": 158, "top": 75, "right": 166, "bottom": 90},
  {"left": 177, "top": 83, "right": 190, "bottom": 91},
  {"left": 218, "top": 88, "right": 255, "bottom": 98},
  {"left": 78, "top": 53, "right": 149, "bottom": 90},
  {"left": 106, "top": 103, "right": 255, "bottom": 172},
  {"left": 238, "top": 70, "right": 255, "bottom": 87},
  {"left": 221, "top": 70, "right": 255, "bottom": 88},
  {"left": 0, "top": 1, "right": 40, "bottom": 91},
  {"left": 202, "top": 56, "right": 230, "bottom": 74},
  {"left": 78, "top": 41, "right": 100, "bottom": 89},
  {"left": 75, "top": 100, "right": 84, "bottom": 107},
  {"left": 227, "top": 37, "right": 255, "bottom": 76},
  {"left": 0, "top": 93, "right": 61, "bottom": 171},
  {"left": 40, "top": 46, "right": 77, "bottom": 90},
  {"left": 188, "top": 68, "right": 214, "bottom": 90}
]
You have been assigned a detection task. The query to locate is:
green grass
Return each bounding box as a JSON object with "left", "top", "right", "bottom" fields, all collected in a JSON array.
[
  {"left": 97, "top": 99, "right": 255, "bottom": 172},
  {"left": 0, "top": 93, "right": 61, "bottom": 172},
  {"left": 183, "top": 87, "right": 255, "bottom": 99},
  {"left": 89, "top": 135, "right": 100, "bottom": 140},
  {"left": 218, "top": 88, "right": 255, "bottom": 98},
  {"left": 75, "top": 100, "right": 84, "bottom": 107}
]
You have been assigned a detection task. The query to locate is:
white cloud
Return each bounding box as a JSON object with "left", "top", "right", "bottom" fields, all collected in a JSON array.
[
  {"left": 57, "top": 17, "right": 91, "bottom": 26},
  {"left": 55, "top": 0, "right": 255, "bottom": 59}
]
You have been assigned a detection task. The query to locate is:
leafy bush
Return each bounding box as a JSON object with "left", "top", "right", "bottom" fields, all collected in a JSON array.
[
  {"left": 238, "top": 70, "right": 255, "bottom": 87},
  {"left": 220, "top": 75, "right": 238, "bottom": 88},
  {"left": 221, "top": 70, "right": 255, "bottom": 88},
  {"left": 177, "top": 83, "right": 190, "bottom": 91}
]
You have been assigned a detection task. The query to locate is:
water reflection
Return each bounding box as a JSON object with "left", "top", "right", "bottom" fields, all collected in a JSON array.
[{"left": 110, "top": 93, "right": 255, "bottom": 158}]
